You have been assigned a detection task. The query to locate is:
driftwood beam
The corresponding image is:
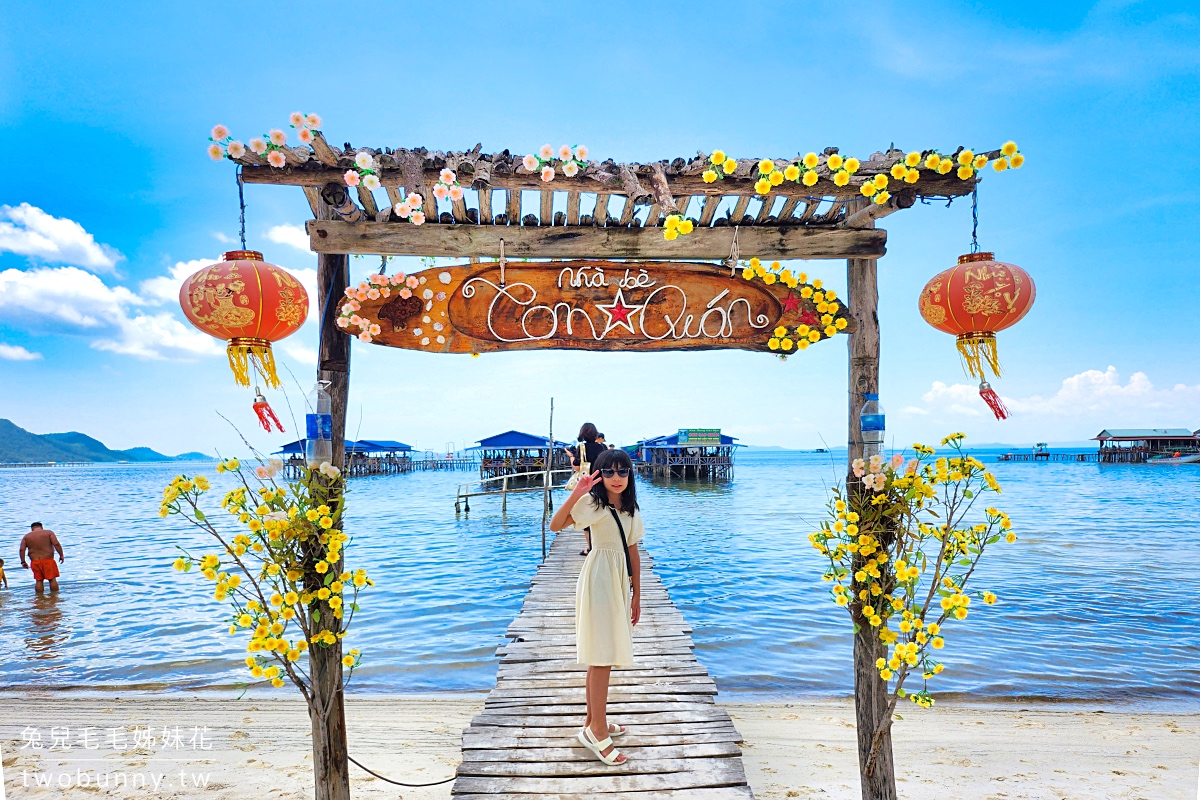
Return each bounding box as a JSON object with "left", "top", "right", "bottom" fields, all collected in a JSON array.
[
  {"left": 840, "top": 190, "right": 916, "bottom": 229},
  {"left": 310, "top": 132, "right": 340, "bottom": 167},
  {"left": 305, "top": 219, "right": 886, "bottom": 260},
  {"left": 646, "top": 163, "right": 682, "bottom": 216}
]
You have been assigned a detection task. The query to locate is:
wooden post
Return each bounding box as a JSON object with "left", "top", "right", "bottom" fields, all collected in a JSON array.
[
  {"left": 311, "top": 249, "right": 351, "bottom": 800},
  {"left": 847, "top": 204, "right": 897, "bottom": 800},
  {"left": 502, "top": 476, "right": 508, "bottom": 514}
]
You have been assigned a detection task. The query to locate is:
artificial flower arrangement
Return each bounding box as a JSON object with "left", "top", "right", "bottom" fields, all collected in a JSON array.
[
  {"left": 522, "top": 143, "right": 589, "bottom": 182},
  {"left": 162, "top": 456, "right": 371, "bottom": 693},
  {"left": 808, "top": 433, "right": 1015, "bottom": 771},
  {"left": 335, "top": 268, "right": 451, "bottom": 344},
  {"left": 207, "top": 113, "right": 322, "bottom": 169},
  {"left": 737, "top": 258, "right": 849, "bottom": 355}
]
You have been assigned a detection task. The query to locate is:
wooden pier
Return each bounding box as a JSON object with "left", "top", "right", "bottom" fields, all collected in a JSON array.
[
  {"left": 996, "top": 451, "right": 1099, "bottom": 462},
  {"left": 452, "top": 527, "right": 752, "bottom": 799}
]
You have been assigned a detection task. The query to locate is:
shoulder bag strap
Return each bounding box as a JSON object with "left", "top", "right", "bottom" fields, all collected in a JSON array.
[{"left": 607, "top": 506, "right": 634, "bottom": 586}]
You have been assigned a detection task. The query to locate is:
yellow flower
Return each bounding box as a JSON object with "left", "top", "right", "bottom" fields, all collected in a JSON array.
[
  {"left": 835, "top": 318, "right": 848, "bottom": 330},
  {"left": 833, "top": 171, "right": 850, "bottom": 186},
  {"left": 758, "top": 158, "right": 775, "bottom": 174},
  {"left": 665, "top": 228, "right": 680, "bottom": 241},
  {"left": 1005, "top": 531, "right": 1017, "bottom": 543},
  {"left": 194, "top": 475, "right": 210, "bottom": 491},
  {"left": 873, "top": 174, "right": 888, "bottom": 189},
  {"left": 927, "top": 622, "right": 940, "bottom": 635},
  {"left": 767, "top": 338, "right": 780, "bottom": 351},
  {"left": 938, "top": 160, "right": 954, "bottom": 174},
  {"left": 905, "top": 151, "right": 921, "bottom": 167},
  {"left": 904, "top": 168, "right": 919, "bottom": 183},
  {"left": 173, "top": 558, "right": 186, "bottom": 571},
  {"left": 679, "top": 219, "right": 694, "bottom": 234},
  {"left": 993, "top": 158, "right": 1009, "bottom": 171},
  {"left": 802, "top": 152, "right": 819, "bottom": 168},
  {"left": 957, "top": 149, "right": 974, "bottom": 165},
  {"left": 763, "top": 272, "right": 776, "bottom": 285},
  {"left": 802, "top": 170, "right": 818, "bottom": 187},
  {"left": 973, "top": 154, "right": 988, "bottom": 169},
  {"left": 754, "top": 178, "right": 771, "bottom": 195},
  {"left": 824, "top": 325, "right": 837, "bottom": 337},
  {"left": 723, "top": 158, "right": 737, "bottom": 175},
  {"left": 780, "top": 338, "right": 793, "bottom": 351},
  {"left": 800, "top": 286, "right": 813, "bottom": 298},
  {"left": 342, "top": 655, "right": 355, "bottom": 667},
  {"left": 1001, "top": 141, "right": 1018, "bottom": 156},
  {"left": 784, "top": 164, "right": 800, "bottom": 181},
  {"left": 890, "top": 163, "right": 906, "bottom": 179},
  {"left": 983, "top": 591, "right": 997, "bottom": 604},
  {"left": 1010, "top": 153, "right": 1025, "bottom": 168},
  {"left": 286, "top": 569, "right": 302, "bottom": 581},
  {"left": 827, "top": 153, "right": 844, "bottom": 170},
  {"left": 860, "top": 182, "right": 877, "bottom": 197},
  {"left": 807, "top": 330, "right": 821, "bottom": 343},
  {"left": 874, "top": 190, "right": 891, "bottom": 205},
  {"left": 284, "top": 591, "right": 299, "bottom": 605},
  {"left": 319, "top": 516, "right": 334, "bottom": 529},
  {"left": 741, "top": 267, "right": 754, "bottom": 280},
  {"left": 769, "top": 169, "right": 784, "bottom": 186},
  {"left": 924, "top": 153, "right": 941, "bottom": 170},
  {"left": 931, "top": 637, "right": 945, "bottom": 649},
  {"left": 844, "top": 157, "right": 859, "bottom": 173},
  {"left": 664, "top": 215, "right": 679, "bottom": 231},
  {"left": 795, "top": 324, "right": 809, "bottom": 336},
  {"left": 702, "top": 169, "right": 718, "bottom": 183},
  {"left": 774, "top": 325, "right": 788, "bottom": 338},
  {"left": 287, "top": 649, "right": 301, "bottom": 662},
  {"left": 710, "top": 149, "right": 726, "bottom": 164},
  {"left": 957, "top": 165, "right": 974, "bottom": 180},
  {"left": 271, "top": 677, "right": 285, "bottom": 688},
  {"left": 880, "top": 668, "right": 893, "bottom": 680},
  {"left": 314, "top": 561, "right": 329, "bottom": 574}
]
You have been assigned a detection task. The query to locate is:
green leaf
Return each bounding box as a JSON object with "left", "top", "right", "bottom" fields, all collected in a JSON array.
[
  {"left": 893, "top": 713, "right": 904, "bottom": 720},
  {"left": 963, "top": 490, "right": 973, "bottom": 499},
  {"left": 957, "top": 558, "right": 972, "bottom": 566},
  {"left": 312, "top": 609, "right": 320, "bottom": 623},
  {"left": 324, "top": 572, "right": 335, "bottom": 586},
  {"left": 897, "top": 688, "right": 907, "bottom": 698},
  {"left": 194, "top": 509, "right": 206, "bottom": 521},
  {"left": 350, "top": 602, "right": 359, "bottom": 612}
]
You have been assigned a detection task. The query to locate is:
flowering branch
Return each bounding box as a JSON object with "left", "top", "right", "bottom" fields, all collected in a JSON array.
[{"left": 522, "top": 143, "right": 589, "bottom": 183}]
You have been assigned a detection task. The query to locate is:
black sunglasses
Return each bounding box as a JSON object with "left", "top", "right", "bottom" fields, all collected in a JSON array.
[{"left": 600, "top": 467, "right": 630, "bottom": 478}]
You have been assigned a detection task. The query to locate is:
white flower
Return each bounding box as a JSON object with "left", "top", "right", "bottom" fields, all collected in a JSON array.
[
  {"left": 558, "top": 144, "right": 572, "bottom": 160},
  {"left": 439, "top": 168, "right": 456, "bottom": 184},
  {"left": 264, "top": 510, "right": 288, "bottom": 522},
  {"left": 305, "top": 113, "right": 322, "bottom": 129},
  {"left": 362, "top": 174, "right": 381, "bottom": 191},
  {"left": 573, "top": 144, "right": 589, "bottom": 160},
  {"left": 562, "top": 161, "right": 579, "bottom": 177},
  {"left": 355, "top": 151, "right": 375, "bottom": 170},
  {"left": 336, "top": 317, "right": 349, "bottom": 328},
  {"left": 394, "top": 202, "right": 412, "bottom": 218},
  {"left": 406, "top": 192, "right": 422, "bottom": 208},
  {"left": 522, "top": 154, "right": 539, "bottom": 171},
  {"left": 538, "top": 143, "right": 553, "bottom": 160},
  {"left": 411, "top": 210, "right": 426, "bottom": 225},
  {"left": 226, "top": 140, "right": 246, "bottom": 159},
  {"left": 852, "top": 458, "right": 865, "bottom": 478},
  {"left": 269, "top": 458, "right": 284, "bottom": 472},
  {"left": 289, "top": 112, "right": 305, "bottom": 128},
  {"left": 249, "top": 137, "right": 267, "bottom": 154},
  {"left": 269, "top": 129, "right": 287, "bottom": 146}
]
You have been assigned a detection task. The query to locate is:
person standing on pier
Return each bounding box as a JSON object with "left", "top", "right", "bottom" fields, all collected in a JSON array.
[
  {"left": 550, "top": 448, "right": 643, "bottom": 766},
  {"left": 566, "top": 423, "right": 608, "bottom": 556},
  {"left": 19, "top": 522, "right": 65, "bottom": 593}
]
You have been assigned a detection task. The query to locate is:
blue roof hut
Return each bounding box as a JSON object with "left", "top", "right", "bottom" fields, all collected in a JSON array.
[
  {"left": 468, "top": 430, "right": 572, "bottom": 480},
  {"left": 631, "top": 428, "right": 739, "bottom": 480}
]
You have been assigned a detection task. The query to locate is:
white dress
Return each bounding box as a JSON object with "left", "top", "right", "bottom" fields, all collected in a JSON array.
[{"left": 571, "top": 496, "right": 644, "bottom": 667}]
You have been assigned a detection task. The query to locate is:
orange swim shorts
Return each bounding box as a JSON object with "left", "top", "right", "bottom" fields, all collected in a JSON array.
[{"left": 30, "top": 559, "right": 60, "bottom": 581}]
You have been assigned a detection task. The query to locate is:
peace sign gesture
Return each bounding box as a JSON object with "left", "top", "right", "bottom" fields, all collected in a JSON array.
[{"left": 572, "top": 470, "right": 602, "bottom": 495}]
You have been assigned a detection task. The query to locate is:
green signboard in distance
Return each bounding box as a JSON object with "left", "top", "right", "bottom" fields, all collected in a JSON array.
[{"left": 678, "top": 428, "right": 721, "bottom": 445}]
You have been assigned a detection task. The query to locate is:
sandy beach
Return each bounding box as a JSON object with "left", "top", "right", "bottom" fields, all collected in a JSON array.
[{"left": 1, "top": 694, "right": 1195, "bottom": 799}]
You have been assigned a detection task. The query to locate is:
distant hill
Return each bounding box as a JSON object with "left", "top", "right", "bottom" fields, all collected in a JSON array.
[{"left": 0, "top": 419, "right": 214, "bottom": 463}]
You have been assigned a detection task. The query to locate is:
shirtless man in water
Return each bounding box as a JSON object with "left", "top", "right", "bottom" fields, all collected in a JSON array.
[{"left": 19, "top": 522, "right": 65, "bottom": 592}]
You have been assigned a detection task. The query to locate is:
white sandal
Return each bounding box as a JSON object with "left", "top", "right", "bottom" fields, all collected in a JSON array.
[{"left": 577, "top": 726, "right": 626, "bottom": 765}]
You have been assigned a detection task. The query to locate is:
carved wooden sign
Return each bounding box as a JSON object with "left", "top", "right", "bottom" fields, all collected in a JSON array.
[{"left": 337, "top": 260, "right": 852, "bottom": 356}]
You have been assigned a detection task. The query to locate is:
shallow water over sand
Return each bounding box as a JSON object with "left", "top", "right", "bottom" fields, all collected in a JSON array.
[{"left": 1, "top": 451, "right": 1197, "bottom": 705}]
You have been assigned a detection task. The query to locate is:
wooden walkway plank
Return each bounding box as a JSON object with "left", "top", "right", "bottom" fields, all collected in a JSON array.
[{"left": 452, "top": 528, "right": 753, "bottom": 797}]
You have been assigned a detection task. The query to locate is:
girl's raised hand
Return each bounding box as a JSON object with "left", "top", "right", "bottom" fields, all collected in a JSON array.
[{"left": 573, "top": 470, "right": 601, "bottom": 494}]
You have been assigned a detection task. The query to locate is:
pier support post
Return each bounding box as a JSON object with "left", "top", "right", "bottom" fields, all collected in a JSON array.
[
  {"left": 310, "top": 249, "right": 351, "bottom": 800},
  {"left": 848, "top": 235, "right": 897, "bottom": 799}
]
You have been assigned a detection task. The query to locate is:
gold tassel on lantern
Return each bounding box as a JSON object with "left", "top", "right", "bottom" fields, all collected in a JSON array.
[
  {"left": 956, "top": 333, "right": 1001, "bottom": 381},
  {"left": 227, "top": 337, "right": 282, "bottom": 389}
]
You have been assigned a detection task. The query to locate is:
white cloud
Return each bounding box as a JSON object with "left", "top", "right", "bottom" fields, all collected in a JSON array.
[
  {"left": 213, "top": 231, "right": 237, "bottom": 244},
  {"left": 283, "top": 343, "right": 317, "bottom": 365},
  {"left": 140, "top": 258, "right": 216, "bottom": 304},
  {"left": 0, "top": 266, "right": 220, "bottom": 360},
  {"left": 266, "top": 224, "right": 310, "bottom": 252},
  {"left": 909, "top": 367, "right": 1200, "bottom": 427},
  {"left": 0, "top": 343, "right": 41, "bottom": 360},
  {"left": 0, "top": 204, "right": 123, "bottom": 272}
]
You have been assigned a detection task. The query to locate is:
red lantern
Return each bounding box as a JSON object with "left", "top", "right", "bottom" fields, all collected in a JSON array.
[
  {"left": 179, "top": 250, "right": 308, "bottom": 388},
  {"left": 919, "top": 252, "right": 1035, "bottom": 419}
]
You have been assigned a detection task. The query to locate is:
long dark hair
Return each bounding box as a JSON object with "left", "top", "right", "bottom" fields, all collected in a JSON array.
[
  {"left": 577, "top": 422, "right": 598, "bottom": 443},
  {"left": 588, "top": 449, "right": 638, "bottom": 514}
]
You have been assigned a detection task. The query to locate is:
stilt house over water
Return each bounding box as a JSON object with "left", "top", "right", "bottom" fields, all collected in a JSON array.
[
  {"left": 630, "top": 428, "right": 739, "bottom": 479},
  {"left": 1094, "top": 429, "right": 1200, "bottom": 463},
  {"left": 469, "top": 430, "right": 572, "bottom": 480},
  {"left": 276, "top": 439, "right": 413, "bottom": 477}
]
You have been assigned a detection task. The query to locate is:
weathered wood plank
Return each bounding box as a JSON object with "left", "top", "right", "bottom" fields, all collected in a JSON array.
[{"left": 307, "top": 219, "right": 886, "bottom": 260}]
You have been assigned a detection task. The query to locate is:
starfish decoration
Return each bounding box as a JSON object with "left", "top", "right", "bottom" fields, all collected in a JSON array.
[
  {"left": 781, "top": 291, "right": 801, "bottom": 314},
  {"left": 798, "top": 309, "right": 819, "bottom": 326},
  {"left": 595, "top": 288, "right": 645, "bottom": 337}
]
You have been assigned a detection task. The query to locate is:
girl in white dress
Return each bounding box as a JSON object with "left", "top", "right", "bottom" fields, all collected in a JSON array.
[{"left": 549, "top": 448, "right": 643, "bottom": 766}]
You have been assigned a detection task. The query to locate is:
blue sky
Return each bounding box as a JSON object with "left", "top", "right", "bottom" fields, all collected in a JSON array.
[{"left": 1, "top": 1, "right": 1197, "bottom": 455}]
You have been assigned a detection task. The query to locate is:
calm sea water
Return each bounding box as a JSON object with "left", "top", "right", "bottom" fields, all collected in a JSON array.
[{"left": 1, "top": 451, "right": 1197, "bottom": 706}]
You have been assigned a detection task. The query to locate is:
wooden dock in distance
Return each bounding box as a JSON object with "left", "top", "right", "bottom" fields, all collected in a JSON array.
[{"left": 452, "top": 527, "right": 753, "bottom": 799}]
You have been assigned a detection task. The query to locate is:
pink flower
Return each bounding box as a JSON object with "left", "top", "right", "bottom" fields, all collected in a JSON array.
[
  {"left": 890, "top": 453, "right": 905, "bottom": 470},
  {"left": 226, "top": 140, "right": 246, "bottom": 159},
  {"left": 269, "top": 129, "right": 287, "bottom": 146},
  {"left": 207, "top": 143, "right": 224, "bottom": 161},
  {"left": 350, "top": 315, "right": 363, "bottom": 326},
  {"left": 249, "top": 137, "right": 267, "bottom": 154},
  {"left": 362, "top": 174, "right": 381, "bottom": 191},
  {"left": 367, "top": 288, "right": 380, "bottom": 300},
  {"left": 522, "top": 154, "right": 539, "bottom": 171},
  {"left": 343, "top": 170, "right": 361, "bottom": 187},
  {"left": 573, "top": 144, "right": 589, "bottom": 160},
  {"left": 558, "top": 144, "right": 572, "bottom": 160},
  {"left": 405, "top": 276, "right": 420, "bottom": 288},
  {"left": 298, "top": 128, "right": 314, "bottom": 144},
  {"left": 562, "top": 161, "right": 579, "bottom": 177},
  {"left": 380, "top": 287, "right": 390, "bottom": 297},
  {"left": 406, "top": 192, "right": 422, "bottom": 208},
  {"left": 399, "top": 288, "right": 412, "bottom": 299},
  {"left": 368, "top": 323, "right": 381, "bottom": 336},
  {"left": 266, "top": 150, "right": 287, "bottom": 168},
  {"left": 344, "top": 286, "right": 356, "bottom": 297},
  {"left": 289, "top": 112, "right": 305, "bottom": 128},
  {"left": 541, "top": 165, "right": 555, "bottom": 182},
  {"left": 411, "top": 211, "right": 425, "bottom": 225},
  {"left": 390, "top": 273, "right": 406, "bottom": 286},
  {"left": 354, "top": 289, "right": 368, "bottom": 301},
  {"left": 341, "top": 302, "right": 356, "bottom": 315},
  {"left": 433, "top": 183, "right": 449, "bottom": 200},
  {"left": 359, "top": 317, "right": 371, "bottom": 330},
  {"left": 448, "top": 185, "right": 464, "bottom": 202},
  {"left": 358, "top": 281, "right": 371, "bottom": 292},
  {"left": 394, "top": 202, "right": 412, "bottom": 218},
  {"left": 336, "top": 317, "right": 349, "bottom": 328},
  {"left": 439, "top": 168, "right": 456, "bottom": 184},
  {"left": 368, "top": 274, "right": 384, "bottom": 285},
  {"left": 538, "top": 144, "right": 553, "bottom": 160},
  {"left": 348, "top": 299, "right": 360, "bottom": 311},
  {"left": 851, "top": 458, "right": 865, "bottom": 478},
  {"left": 359, "top": 332, "right": 372, "bottom": 342},
  {"left": 211, "top": 124, "right": 229, "bottom": 140},
  {"left": 306, "top": 113, "right": 322, "bottom": 129},
  {"left": 905, "top": 458, "right": 919, "bottom": 475}
]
